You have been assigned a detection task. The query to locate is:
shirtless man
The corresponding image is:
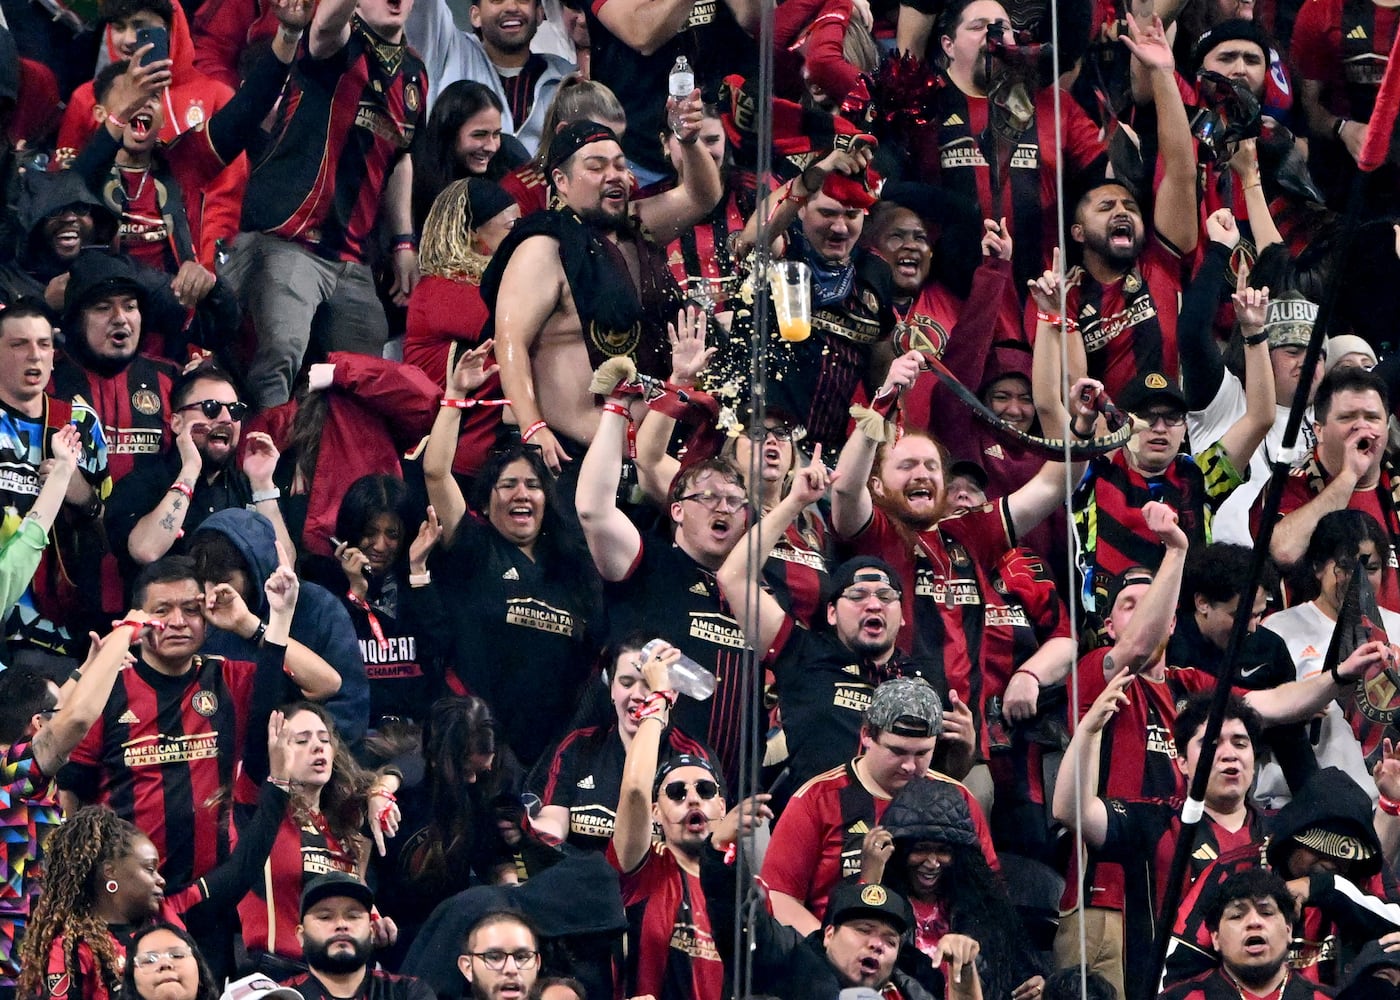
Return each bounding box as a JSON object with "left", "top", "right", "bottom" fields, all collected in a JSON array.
[{"left": 483, "top": 109, "right": 723, "bottom": 473}]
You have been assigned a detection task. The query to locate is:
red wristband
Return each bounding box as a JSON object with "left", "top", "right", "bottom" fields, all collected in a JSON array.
[
  {"left": 1380, "top": 794, "right": 1400, "bottom": 816},
  {"left": 117, "top": 618, "right": 163, "bottom": 632},
  {"left": 602, "top": 401, "right": 632, "bottom": 420},
  {"left": 440, "top": 398, "right": 476, "bottom": 409},
  {"left": 521, "top": 420, "right": 548, "bottom": 443},
  {"left": 1036, "top": 309, "right": 1063, "bottom": 328},
  {"left": 169, "top": 481, "right": 193, "bottom": 500}
]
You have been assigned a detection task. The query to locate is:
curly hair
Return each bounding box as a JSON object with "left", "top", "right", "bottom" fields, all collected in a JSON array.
[
  {"left": 18, "top": 807, "right": 144, "bottom": 1000},
  {"left": 280, "top": 702, "right": 373, "bottom": 869},
  {"left": 882, "top": 843, "right": 1045, "bottom": 1000}
]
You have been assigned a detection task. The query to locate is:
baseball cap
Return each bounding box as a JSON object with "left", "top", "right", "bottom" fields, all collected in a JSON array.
[
  {"left": 1263, "top": 291, "right": 1318, "bottom": 350},
  {"left": 220, "top": 975, "right": 302, "bottom": 1000},
  {"left": 825, "top": 880, "right": 914, "bottom": 934},
  {"left": 1115, "top": 371, "right": 1186, "bottom": 416},
  {"left": 300, "top": 872, "right": 374, "bottom": 917},
  {"left": 866, "top": 677, "right": 943, "bottom": 739},
  {"left": 1324, "top": 334, "right": 1377, "bottom": 374},
  {"left": 946, "top": 459, "right": 988, "bottom": 492},
  {"left": 826, "top": 556, "right": 903, "bottom": 606}
]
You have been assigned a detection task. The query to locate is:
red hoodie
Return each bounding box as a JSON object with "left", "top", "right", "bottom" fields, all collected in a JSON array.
[{"left": 54, "top": 2, "right": 248, "bottom": 268}]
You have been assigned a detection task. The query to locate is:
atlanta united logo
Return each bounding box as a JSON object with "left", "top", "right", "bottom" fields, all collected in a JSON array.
[
  {"left": 132, "top": 388, "right": 160, "bottom": 415},
  {"left": 192, "top": 690, "right": 219, "bottom": 718}
]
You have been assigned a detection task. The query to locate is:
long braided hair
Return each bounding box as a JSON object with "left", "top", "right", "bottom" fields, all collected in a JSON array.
[{"left": 18, "top": 807, "right": 145, "bottom": 1000}]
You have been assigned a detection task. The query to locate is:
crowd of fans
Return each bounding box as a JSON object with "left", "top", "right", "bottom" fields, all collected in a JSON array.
[{"left": 4, "top": 0, "right": 1400, "bottom": 997}]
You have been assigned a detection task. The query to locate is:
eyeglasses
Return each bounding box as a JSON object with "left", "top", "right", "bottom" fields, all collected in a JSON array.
[
  {"left": 679, "top": 491, "right": 747, "bottom": 513},
  {"left": 133, "top": 949, "right": 192, "bottom": 967},
  {"left": 662, "top": 778, "right": 720, "bottom": 802},
  {"left": 745, "top": 424, "right": 796, "bottom": 442},
  {"left": 177, "top": 399, "right": 248, "bottom": 421},
  {"left": 466, "top": 950, "right": 540, "bottom": 971},
  {"left": 1139, "top": 409, "right": 1186, "bottom": 428},
  {"left": 840, "top": 586, "right": 901, "bottom": 604}
]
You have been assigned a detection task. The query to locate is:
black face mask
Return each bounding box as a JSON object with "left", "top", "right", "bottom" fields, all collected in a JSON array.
[{"left": 1190, "top": 70, "right": 1262, "bottom": 166}]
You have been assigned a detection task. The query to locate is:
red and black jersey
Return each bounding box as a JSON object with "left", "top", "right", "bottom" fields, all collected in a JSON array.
[
  {"left": 1098, "top": 797, "right": 1267, "bottom": 999},
  {"left": 1062, "top": 237, "right": 1187, "bottom": 401},
  {"left": 1160, "top": 968, "right": 1333, "bottom": 1000},
  {"left": 57, "top": 655, "right": 255, "bottom": 887},
  {"left": 844, "top": 502, "right": 1014, "bottom": 758},
  {"left": 1293, "top": 0, "right": 1399, "bottom": 120},
  {"left": 242, "top": 17, "right": 426, "bottom": 264},
  {"left": 236, "top": 810, "right": 357, "bottom": 960},
  {"left": 606, "top": 841, "right": 724, "bottom": 1000},
  {"left": 910, "top": 82, "right": 1107, "bottom": 295},
  {"left": 283, "top": 969, "right": 436, "bottom": 1000},
  {"left": 763, "top": 519, "right": 831, "bottom": 629},
  {"left": 664, "top": 187, "right": 748, "bottom": 313}
]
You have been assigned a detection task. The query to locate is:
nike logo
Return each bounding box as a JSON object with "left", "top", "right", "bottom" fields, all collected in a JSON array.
[{"left": 1240, "top": 663, "right": 1267, "bottom": 678}]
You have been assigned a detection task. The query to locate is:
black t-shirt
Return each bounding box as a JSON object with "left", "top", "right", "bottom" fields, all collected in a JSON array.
[{"left": 438, "top": 522, "right": 602, "bottom": 767}]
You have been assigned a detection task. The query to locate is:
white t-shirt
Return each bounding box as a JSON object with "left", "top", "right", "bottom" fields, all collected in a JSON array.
[{"left": 1255, "top": 600, "right": 1400, "bottom": 806}]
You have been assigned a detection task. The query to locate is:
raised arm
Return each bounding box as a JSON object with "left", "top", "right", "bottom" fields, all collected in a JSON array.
[
  {"left": 494, "top": 236, "right": 570, "bottom": 473},
  {"left": 241, "top": 432, "right": 297, "bottom": 561},
  {"left": 831, "top": 351, "right": 923, "bottom": 538},
  {"left": 1051, "top": 667, "right": 1134, "bottom": 848},
  {"left": 1123, "top": 12, "right": 1198, "bottom": 254},
  {"left": 1, "top": 426, "right": 79, "bottom": 613},
  {"left": 613, "top": 649, "right": 679, "bottom": 871},
  {"left": 1029, "top": 248, "right": 1089, "bottom": 436},
  {"left": 577, "top": 394, "right": 644, "bottom": 581},
  {"left": 1245, "top": 641, "right": 1392, "bottom": 724},
  {"left": 636, "top": 93, "right": 723, "bottom": 245},
  {"left": 308, "top": 0, "right": 356, "bottom": 59},
  {"left": 1214, "top": 276, "right": 1275, "bottom": 473},
  {"left": 718, "top": 449, "right": 833, "bottom": 654},
  {"left": 126, "top": 427, "right": 204, "bottom": 566},
  {"left": 425, "top": 342, "right": 498, "bottom": 544},
  {"left": 35, "top": 617, "right": 145, "bottom": 776},
  {"left": 592, "top": 0, "right": 691, "bottom": 55},
  {"left": 634, "top": 309, "right": 714, "bottom": 505},
  {"left": 1178, "top": 213, "right": 1236, "bottom": 409},
  {"left": 1004, "top": 377, "right": 1096, "bottom": 538},
  {"left": 1228, "top": 139, "right": 1283, "bottom": 251},
  {"left": 1105, "top": 501, "right": 1188, "bottom": 674},
  {"left": 734, "top": 145, "right": 871, "bottom": 259}
]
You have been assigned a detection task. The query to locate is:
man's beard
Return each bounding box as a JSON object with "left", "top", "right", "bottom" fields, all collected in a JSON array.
[
  {"left": 1082, "top": 226, "right": 1145, "bottom": 268},
  {"left": 873, "top": 488, "right": 944, "bottom": 532},
  {"left": 1229, "top": 954, "right": 1286, "bottom": 990},
  {"left": 578, "top": 205, "right": 629, "bottom": 233},
  {"left": 304, "top": 935, "right": 373, "bottom": 975}
]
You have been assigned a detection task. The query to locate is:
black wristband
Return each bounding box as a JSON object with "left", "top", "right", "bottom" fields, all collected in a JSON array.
[
  {"left": 1070, "top": 420, "right": 1096, "bottom": 440},
  {"left": 251, "top": 621, "right": 268, "bottom": 646},
  {"left": 1243, "top": 331, "right": 1269, "bottom": 347}
]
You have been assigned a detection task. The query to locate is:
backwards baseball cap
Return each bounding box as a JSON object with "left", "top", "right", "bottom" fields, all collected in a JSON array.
[
  {"left": 1116, "top": 370, "right": 1187, "bottom": 415},
  {"left": 1324, "top": 334, "right": 1377, "bottom": 374},
  {"left": 219, "top": 975, "right": 302, "bottom": 1000},
  {"left": 653, "top": 752, "right": 726, "bottom": 801},
  {"left": 1096, "top": 565, "right": 1157, "bottom": 613},
  {"left": 946, "top": 459, "right": 988, "bottom": 492},
  {"left": 1263, "top": 290, "right": 1318, "bottom": 350},
  {"left": 826, "top": 556, "right": 903, "bottom": 606},
  {"left": 866, "top": 677, "right": 943, "bottom": 739},
  {"left": 63, "top": 250, "right": 144, "bottom": 324},
  {"left": 547, "top": 120, "right": 621, "bottom": 173},
  {"left": 1188, "top": 18, "right": 1271, "bottom": 76},
  {"left": 300, "top": 871, "right": 374, "bottom": 917},
  {"left": 825, "top": 880, "right": 914, "bottom": 934}
]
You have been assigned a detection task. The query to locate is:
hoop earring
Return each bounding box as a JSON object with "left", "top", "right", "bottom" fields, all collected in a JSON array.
[{"left": 105, "top": 879, "right": 119, "bottom": 894}]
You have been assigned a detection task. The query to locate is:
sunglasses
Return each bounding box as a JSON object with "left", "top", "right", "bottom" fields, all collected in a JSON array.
[
  {"left": 177, "top": 399, "right": 248, "bottom": 421},
  {"left": 663, "top": 778, "right": 719, "bottom": 802}
]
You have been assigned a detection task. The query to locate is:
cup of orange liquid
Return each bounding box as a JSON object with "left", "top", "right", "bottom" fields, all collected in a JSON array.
[{"left": 769, "top": 261, "right": 812, "bottom": 342}]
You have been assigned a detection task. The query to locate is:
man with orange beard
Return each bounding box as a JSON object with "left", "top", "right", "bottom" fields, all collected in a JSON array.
[{"left": 830, "top": 350, "right": 1094, "bottom": 804}]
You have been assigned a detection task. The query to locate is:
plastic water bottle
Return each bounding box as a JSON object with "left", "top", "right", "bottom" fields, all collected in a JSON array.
[
  {"left": 668, "top": 56, "right": 694, "bottom": 133},
  {"left": 642, "top": 638, "right": 716, "bottom": 700}
]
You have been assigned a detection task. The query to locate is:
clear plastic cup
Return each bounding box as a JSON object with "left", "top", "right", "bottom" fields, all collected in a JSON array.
[{"left": 769, "top": 260, "right": 812, "bottom": 342}]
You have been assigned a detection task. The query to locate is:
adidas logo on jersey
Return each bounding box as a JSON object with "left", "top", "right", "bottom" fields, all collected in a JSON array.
[
  {"left": 690, "top": 581, "right": 709, "bottom": 596},
  {"left": 118, "top": 710, "right": 140, "bottom": 724},
  {"left": 577, "top": 775, "right": 596, "bottom": 789},
  {"left": 503, "top": 567, "right": 520, "bottom": 581},
  {"left": 848, "top": 820, "right": 870, "bottom": 835},
  {"left": 943, "top": 113, "right": 964, "bottom": 126},
  {"left": 1347, "top": 25, "right": 1367, "bottom": 38}
]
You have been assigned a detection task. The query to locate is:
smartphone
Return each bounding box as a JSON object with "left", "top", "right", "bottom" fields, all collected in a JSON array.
[
  {"left": 135, "top": 25, "right": 169, "bottom": 67},
  {"left": 329, "top": 537, "right": 374, "bottom": 579}
]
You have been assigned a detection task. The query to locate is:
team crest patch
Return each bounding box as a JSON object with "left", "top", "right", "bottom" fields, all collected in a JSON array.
[
  {"left": 47, "top": 973, "right": 69, "bottom": 998},
  {"left": 860, "top": 884, "right": 888, "bottom": 905},
  {"left": 192, "top": 690, "right": 218, "bottom": 717},
  {"left": 1124, "top": 272, "right": 1142, "bottom": 294},
  {"left": 405, "top": 82, "right": 420, "bottom": 113},
  {"left": 131, "top": 388, "right": 161, "bottom": 415},
  {"left": 1144, "top": 372, "right": 1168, "bottom": 390},
  {"left": 185, "top": 101, "right": 205, "bottom": 129}
]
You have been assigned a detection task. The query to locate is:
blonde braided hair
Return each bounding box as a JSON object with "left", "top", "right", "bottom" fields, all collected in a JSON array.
[{"left": 419, "top": 178, "right": 493, "bottom": 283}]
